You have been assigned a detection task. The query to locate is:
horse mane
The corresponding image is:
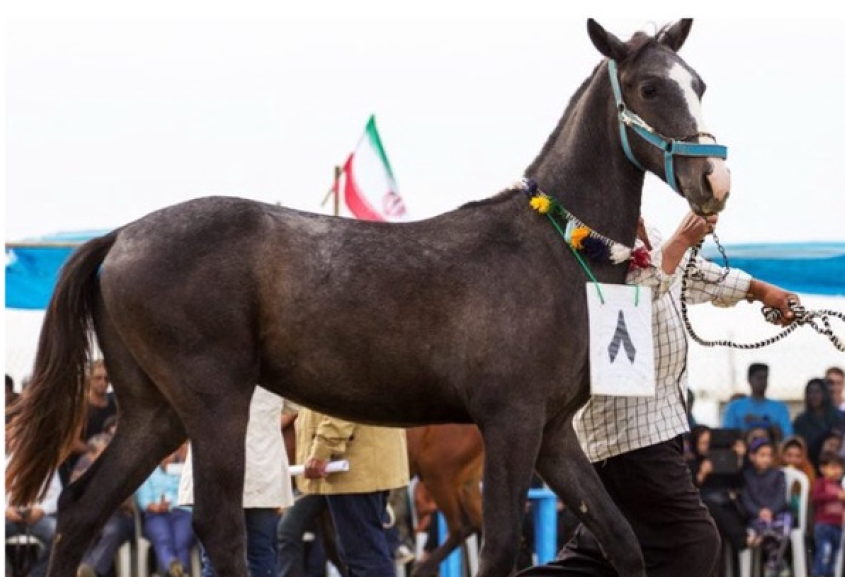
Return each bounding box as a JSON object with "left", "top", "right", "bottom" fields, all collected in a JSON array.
[{"left": 524, "top": 64, "right": 599, "bottom": 177}]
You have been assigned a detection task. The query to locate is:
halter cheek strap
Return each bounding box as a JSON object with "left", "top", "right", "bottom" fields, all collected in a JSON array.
[{"left": 608, "top": 60, "right": 728, "bottom": 192}]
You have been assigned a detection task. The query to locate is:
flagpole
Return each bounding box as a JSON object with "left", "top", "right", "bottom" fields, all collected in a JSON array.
[
  {"left": 320, "top": 165, "right": 343, "bottom": 217},
  {"left": 332, "top": 165, "right": 341, "bottom": 217}
]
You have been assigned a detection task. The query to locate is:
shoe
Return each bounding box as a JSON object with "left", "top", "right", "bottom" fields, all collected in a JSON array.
[
  {"left": 77, "top": 564, "right": 97, "bottom": 577},
  {"left": 394, "top": 544, "right": 416, "bottom": 564},
  {"left": 168, "top": 560, "right": 185, "bottom": 577}
]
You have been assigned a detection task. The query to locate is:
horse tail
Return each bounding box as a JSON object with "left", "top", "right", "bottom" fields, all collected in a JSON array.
[{"left": 5, "top": 230, "right": 119, "bottom": 506}]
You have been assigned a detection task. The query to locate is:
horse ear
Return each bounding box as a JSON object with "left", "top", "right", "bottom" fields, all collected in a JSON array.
[
  {"left": 657, "top": 19, "right": 694, "bottom": 52},
  {"left": 587, "top": 18, "right": 628, "bottom": 62}
]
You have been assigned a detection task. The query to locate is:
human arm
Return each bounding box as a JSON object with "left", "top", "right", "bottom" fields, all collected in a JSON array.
[
  {"left": 135, "top": 472, "right": 164, "bottom": 512},
  {"left": 722, "top": 401, "right": 740, "bottom": 429},
  {"left": 625, "top": 214, "right": 714, "bottom": 297},
  {"left": 303, "top": 415, "right": 356, "bottom": 479},
  {"left": 739, "top": 476, "right": 762, "bottom": 519},
  {"left": 695, "top": 459, "right": 713, "bottom": 486},
  {"left": 771, "top": 470, "right": 790, "bottom": 514},
  {"left": 775, "top": 404, "right": 793, "bottom": 437}
]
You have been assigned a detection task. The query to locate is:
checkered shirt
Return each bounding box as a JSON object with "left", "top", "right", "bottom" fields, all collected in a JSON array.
[{"left": 573, "top": 226, "right": 752, "bottom": 463}]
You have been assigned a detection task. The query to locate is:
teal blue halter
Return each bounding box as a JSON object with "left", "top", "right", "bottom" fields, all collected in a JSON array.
[{"left": 608, "top": 59, "right": 728, "bottom": 193}]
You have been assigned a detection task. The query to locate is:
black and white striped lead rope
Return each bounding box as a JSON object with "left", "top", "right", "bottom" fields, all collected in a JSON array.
[{"left": 679, "top": 241, "right": 845, "bottom": 352}]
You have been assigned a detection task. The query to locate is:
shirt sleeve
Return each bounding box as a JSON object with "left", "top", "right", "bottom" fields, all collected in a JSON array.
[
  {"left": 625, "top": 225, "right": 751, "bottom": 307},
  {"left": 135, "top": 472, "right": 158, "bottom": 511},
  {"left": 680, "top": 255, "right": 752, "bottom": 307},
  {"left": 777, "top": 405, "right": 794, "bottom": 437},
  {"left": 308, "top": 415, "right": 357, "bottom": 461},
  {"left": 625, "top": 245, "right": 678, "bottom": 298}
]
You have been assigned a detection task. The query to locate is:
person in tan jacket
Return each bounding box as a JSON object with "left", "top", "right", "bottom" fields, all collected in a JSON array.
[{"left": 278, "top": 407, "right": 409, "bottom": 576}]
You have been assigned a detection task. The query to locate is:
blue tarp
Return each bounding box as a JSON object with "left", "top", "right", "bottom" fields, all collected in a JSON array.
[
  {"left": 6, "top": 230, "right": 110, "bottom": 310},
  {"left": 5, "top": 233, "right": 845, "bottom": 310},
  {"left": 700, "top": 242, "right": 845, "bottom": 298}
]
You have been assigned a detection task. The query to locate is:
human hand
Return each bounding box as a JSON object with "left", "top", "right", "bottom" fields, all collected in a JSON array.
[
  {"left": 838, "top": 489, "right": 845, "bottom": 501},
  {"left": 732, "top": 440, "right": 747, "bottom": 458},
  {"left": 673, "top": 211, "right": 719, "bottom": 248},
  {"left": 749, "top": 280, "right": 801, "bottom": 326},
  {"left": 303, "top": 457, "right": 329, "bottom": 479},
  {"left": 5, "top": 506, "right": 24, "bottom": 523},
  {"left": 759, "top": 508, "right": 773, "bottom": 522},
  {"left": 699, "top": 459, "right": 713, "bottom": 476},
  {"left": 25, "top": 507, "right": 44, "bottom": 524}
]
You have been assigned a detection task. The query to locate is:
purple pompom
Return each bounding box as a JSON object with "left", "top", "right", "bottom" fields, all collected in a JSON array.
[{"left": 581, "top": 236, "right": 610, "bottom": 262}]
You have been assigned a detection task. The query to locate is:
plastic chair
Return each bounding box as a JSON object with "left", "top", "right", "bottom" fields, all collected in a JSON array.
[
  {"left": 739, "top": 467, "right": 809, "bottom": 577},
  {"left": 5, "top": 534, "right": 44, "bottom": 577}
]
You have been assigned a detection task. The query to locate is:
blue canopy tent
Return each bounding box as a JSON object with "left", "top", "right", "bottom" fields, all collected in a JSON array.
[
  {"left": 6, "top": 230, "right": 110, "bottom": 310},
  {"left": 5, "top": 234, "right": 845, "bottom": 310}
]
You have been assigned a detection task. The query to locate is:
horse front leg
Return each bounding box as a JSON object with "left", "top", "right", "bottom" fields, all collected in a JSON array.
[
  {"left": 534, "top": 416, "right": 646, "bottom": 577},
  {"left": 475, "top": 413, "right": 543, "bottom": 577}
]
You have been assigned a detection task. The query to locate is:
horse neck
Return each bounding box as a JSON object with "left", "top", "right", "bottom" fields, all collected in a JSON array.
[{"left": 526, "top": 66, "right": 644, "bottom": 249}]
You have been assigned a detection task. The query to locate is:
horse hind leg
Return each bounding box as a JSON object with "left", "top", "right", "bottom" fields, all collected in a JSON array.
[
  {"left": 178, "top": 377, "right": 254, "bottom": 577},
  {"left": 533, "top": 415, "right": 646, "bottom": 577},
  {"left": 47, "top": 331, "right": 186, "bottom": 577}
]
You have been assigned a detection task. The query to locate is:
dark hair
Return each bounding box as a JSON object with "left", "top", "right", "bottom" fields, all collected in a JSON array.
[
  {"left": 689, "top": 425, "right": 711, "bottom": 457},
  {"left": 748, "top": 363, "right": 769, "bottom": 379},
  {"left": 819, "top": 450, "right": 845, "bottom": 468},
  {"left": 5, "top": 374, "right": 13, "bottom": 391}
]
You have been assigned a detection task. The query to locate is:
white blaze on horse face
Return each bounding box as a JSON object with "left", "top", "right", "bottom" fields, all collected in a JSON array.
[
  {"left": 668, "top": 62, "right": 710, "bottom": 143},
  {"left": 669, "top": 62, "right": 730, "bottom": 203}
]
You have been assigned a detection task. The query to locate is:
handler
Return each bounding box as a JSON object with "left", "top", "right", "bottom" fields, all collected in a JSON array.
[{"left": 518, "top": 212, "right": 801, "bottom": 577}]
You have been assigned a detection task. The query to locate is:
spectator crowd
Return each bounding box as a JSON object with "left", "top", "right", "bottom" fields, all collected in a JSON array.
[{"left": 7, "top": 361, "right": 845, "bottom": 577}]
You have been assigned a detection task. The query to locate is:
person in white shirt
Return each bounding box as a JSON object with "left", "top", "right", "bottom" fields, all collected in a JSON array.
[
  {"left": 179, "top": 387, "right": 296, "bottom": 577},
  {"left": 5, "top": 453, "right": 63, "bottom": 577}
]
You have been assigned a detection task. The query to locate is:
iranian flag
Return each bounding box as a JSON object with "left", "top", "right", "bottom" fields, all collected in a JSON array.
[{"left": 342, "top": 115, "right": 409, "bottom": 222}]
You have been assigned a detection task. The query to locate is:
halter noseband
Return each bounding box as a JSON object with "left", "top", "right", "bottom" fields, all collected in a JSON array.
[{"left": 608, "top": 59, "right": 728, "bottom": 192}]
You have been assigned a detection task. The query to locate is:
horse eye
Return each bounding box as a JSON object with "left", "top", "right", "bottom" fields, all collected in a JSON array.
[{"left": 640, "top": 84, "right": 658, "bottom": 99}]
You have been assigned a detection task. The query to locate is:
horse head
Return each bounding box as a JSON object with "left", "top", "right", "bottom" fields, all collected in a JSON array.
[{"left": 589, "top": 18, "right": 731, "bottom": 216}]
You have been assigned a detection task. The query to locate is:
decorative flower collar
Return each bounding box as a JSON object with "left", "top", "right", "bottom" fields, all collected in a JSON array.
[{"left": 515, "top": 178, "right": 651, "bottom": 270}]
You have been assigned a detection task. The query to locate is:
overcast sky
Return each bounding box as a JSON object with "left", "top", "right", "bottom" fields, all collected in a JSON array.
[{"left": 6, "top": 8, "right": 844, "bottom": 246}]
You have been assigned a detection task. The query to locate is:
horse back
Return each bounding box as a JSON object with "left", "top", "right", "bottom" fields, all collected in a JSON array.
[{"left": 99, "top": 195, "right": 592, "bottom": 427}]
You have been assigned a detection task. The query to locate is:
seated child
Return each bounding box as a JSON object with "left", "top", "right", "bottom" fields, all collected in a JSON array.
[{"left": 741, "top": 438, "right": 792, "bottom": 576}]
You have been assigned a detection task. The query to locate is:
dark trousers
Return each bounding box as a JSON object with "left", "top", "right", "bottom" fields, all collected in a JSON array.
[
  {"left": 326, "top": 491, "right": 394, "bottom": 577},
  {"left": 82, "top": 511, "right": 135, "bottom": 577},
  {"left": 276, "top": 495, "right": 329, "bottom": 577},
  {"left": 200, "top": 508, "right": 280, "bottom": 577},
  {"left": 517, "top": 437, "right": 720, "bottom": 577}
]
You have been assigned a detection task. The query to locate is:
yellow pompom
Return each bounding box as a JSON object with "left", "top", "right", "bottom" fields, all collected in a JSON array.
[
  {"left": 530, "top": 195, "right": 552, "bottom": 214},
  {"left": 570, "top": 227, "right": 590, "bottom": 249}
]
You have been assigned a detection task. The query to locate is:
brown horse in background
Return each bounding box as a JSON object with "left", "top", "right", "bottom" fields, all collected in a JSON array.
[{"left": 407, "top": 425, "right": 484, "bottom": 576}]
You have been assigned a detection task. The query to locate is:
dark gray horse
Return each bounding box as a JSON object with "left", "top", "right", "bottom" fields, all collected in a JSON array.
[{"left": 7, "top": 19, "right": 731, "bottom": 577}]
